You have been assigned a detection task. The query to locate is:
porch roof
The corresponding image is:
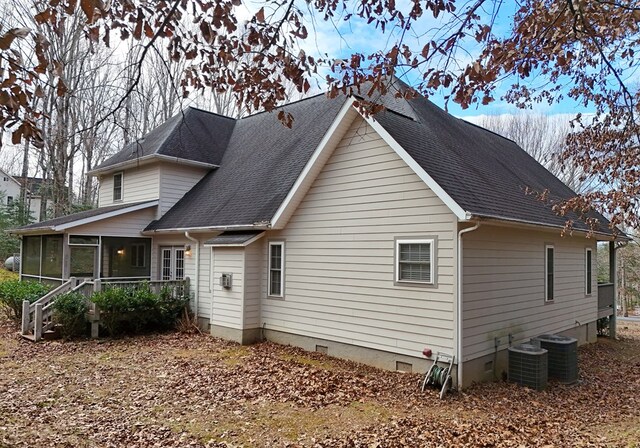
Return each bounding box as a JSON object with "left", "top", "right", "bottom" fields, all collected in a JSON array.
[
  {"left": 12, "top": 200, "right": 158, "bottom": 234},
  {"left": 204, "top": 230, "right": 265, "bottom": 246}
]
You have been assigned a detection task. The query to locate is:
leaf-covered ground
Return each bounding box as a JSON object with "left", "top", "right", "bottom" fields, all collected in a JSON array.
[{"left": 1, "top": 318, "right": 638, "bottom": 447}]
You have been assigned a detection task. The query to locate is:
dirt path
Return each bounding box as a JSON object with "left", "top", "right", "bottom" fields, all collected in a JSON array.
[{"left": 1, "top": 318, "right": 638, "bottom": 447}]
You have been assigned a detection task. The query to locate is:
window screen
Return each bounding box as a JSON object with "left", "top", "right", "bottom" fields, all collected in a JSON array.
[{"left": 397, "top": 240, "right": 433, "bottom": 283}]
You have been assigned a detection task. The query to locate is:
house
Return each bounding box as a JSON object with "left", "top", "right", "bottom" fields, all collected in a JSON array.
[
  {"left": 0, "top": 169, "right": 51, "bottom": 222},
  {"left": 12, "top": 81, "right": 623, "bottom": 388}
]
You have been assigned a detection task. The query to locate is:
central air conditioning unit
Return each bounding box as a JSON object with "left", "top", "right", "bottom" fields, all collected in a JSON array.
[
  {"left": 508, "top": 344, "right": 548, "bottom": 391},
  {"left": 534, "top": 334, "right": 578, "bottom": 384}
]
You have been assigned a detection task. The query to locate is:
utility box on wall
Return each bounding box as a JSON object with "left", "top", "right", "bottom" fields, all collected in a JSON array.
[{"left": 220, "top": 273, "right": 233, "bottom": 289}]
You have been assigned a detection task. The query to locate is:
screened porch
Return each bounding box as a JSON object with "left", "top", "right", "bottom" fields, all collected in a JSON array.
[{"left": 21, "top": 234, "right": 152, "bottom": 285}]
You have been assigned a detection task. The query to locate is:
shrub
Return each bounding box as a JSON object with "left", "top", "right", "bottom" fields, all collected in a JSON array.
[
  {"left": 53, "top": 292, "right": 89, "bottom": 339},
  {"left": 0, "top": 279, "right": 50, "bottom": 322},
  {"left": 91, "top": 284, "right": 189, "bottom": 337}
]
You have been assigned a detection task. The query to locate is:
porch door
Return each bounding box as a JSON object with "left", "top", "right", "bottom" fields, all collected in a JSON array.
[{"left": 160, "top": 246, "right": 185, "bottom": 280}]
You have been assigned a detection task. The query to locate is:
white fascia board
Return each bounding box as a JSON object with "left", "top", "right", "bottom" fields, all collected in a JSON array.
[
  {"left": 88, "top": 155, "right": 218, "bottom": 176},
  {"left": 363, "top": 115, "right": 469, "bottom": 221},
  {"left": 270, "top": 97, "right": 357, "bottom": 229},
  {"left": 54, "top": 200, "right": 159, "bottom": 231}
]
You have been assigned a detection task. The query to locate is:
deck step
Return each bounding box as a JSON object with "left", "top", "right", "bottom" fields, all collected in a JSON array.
[{"left": 20, "top": 333, "right": 36, "bottom": 342}]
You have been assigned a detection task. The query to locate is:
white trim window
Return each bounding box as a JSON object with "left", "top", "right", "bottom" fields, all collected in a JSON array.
[
  {"left": 268, "top": 241, "right": 284, "bottom": 297},
  {"left": 113, "top": 172, "right": 123, "bottom": 201},
  {"left": 585, "top": 248, "right": 593, "bottom": 296},
  {"left": 396, "top": 239, "right": 434, "bottom": 284},
  {"left": 545, "top": 245, "right": 555, "bottom": 302}
]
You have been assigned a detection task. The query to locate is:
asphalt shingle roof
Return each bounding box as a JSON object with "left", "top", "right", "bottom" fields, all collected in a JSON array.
[
  {"left": 146, "top": 94, "right": 348, "bottom": 230},
  {"left": 91, "top": 79, "right": 613, "bottom": 236},
  {"left": 204, "top": 231, "right": 265, "bottom": 245},
  {"left": 17, "top": 201, "right": 157, "bottom": 231},
  {"left": 376, "top": 95, "right": 609, "bottom": 233},
  {"left": 94, "top": 108, "right": 236, "bottom": 171}
]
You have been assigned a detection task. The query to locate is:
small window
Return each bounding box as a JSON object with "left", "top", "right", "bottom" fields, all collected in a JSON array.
[
  {"left": 545, "top": 245, "right": 555, "bottom": 302},
  {"left": 131, "top": 244, "right": 146, "bottom": 268},
  {"left": 585, "top": 248, "right": 592, "bottom": 295},
  {"left": 396, "top": 239, "right": 434, "bottom": 284},
  {"left": 268, "top": 241, "right": 284, "bottom": 297},
  {"left": 6, "top": 196, "right": 13, "bottom": 205},
  {"left": 113, "top": 172, "right": 123, "bottom": 201},
  {"left": 3, "top": 176, "right": 8, "bottom": 181}
]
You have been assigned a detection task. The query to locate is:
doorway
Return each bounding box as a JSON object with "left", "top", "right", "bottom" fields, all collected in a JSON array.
[{"left": 160, "top": 246, "right": 185, "bottom": 280}]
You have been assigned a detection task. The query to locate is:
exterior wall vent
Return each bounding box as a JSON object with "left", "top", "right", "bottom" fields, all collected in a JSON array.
[
  {"left": 534, "top": 334, "right": 578, "bottom": 384},
  {"left": 508, "top": 344, "right": 548, "bottom": 391}
]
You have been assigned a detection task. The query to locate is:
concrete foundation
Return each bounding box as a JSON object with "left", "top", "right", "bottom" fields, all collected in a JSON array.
[
  {"left": 263, "top": 328, "right": 449, "bottom": 377},
  {"left": 460, "top": 320, "right": 598, "bottom": 388},
  {"left": 210, "top": 324, "right": 261, "bottom": 345},
  {"left": 206, "top": 320, "right": 597, "bottom": 390}
]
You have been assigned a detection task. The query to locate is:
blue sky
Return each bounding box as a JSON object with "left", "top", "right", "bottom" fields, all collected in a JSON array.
[{"left": 284, "top": 0, "right": 594, "bottom": 119}]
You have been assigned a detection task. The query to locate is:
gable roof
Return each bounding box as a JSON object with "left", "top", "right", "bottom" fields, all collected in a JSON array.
[
  {"left": 13, "top": 200, "right": 158, "bottom": 233},
  {"left": 91, "top": 108, "right": 236, "bottom": 173},
  {"left": 145, "top": 94, "right": 349, "bottom": 231},
  {"left": 108, "top": 81, "right": 614, "bottom": 237},
  {"left": 372, "top": 96, "right": 609, "bottom": 234}
]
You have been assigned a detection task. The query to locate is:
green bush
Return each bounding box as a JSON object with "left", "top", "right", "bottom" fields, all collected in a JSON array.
[
  {"left": 53, "top": 292, "right": 89, "bottom": 339},
  {"left": 0, "top": 279, "right": 50, "bottom": 322},
  {"left": 92, "top": 284, "right": 189, "bottom": 337}
]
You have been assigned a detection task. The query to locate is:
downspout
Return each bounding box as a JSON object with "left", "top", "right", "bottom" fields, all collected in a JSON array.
[
  {"left": 457, "top": 221, "right": 481, "bottom": 390},
  {"left": 185, "top": 232, "right": 200, "bottom": 320}
]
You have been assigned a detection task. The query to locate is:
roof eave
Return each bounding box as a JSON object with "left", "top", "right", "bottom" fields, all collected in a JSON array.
[
  {"left": 467, "top": 213, "right": 627, "bottom": 241},
  {"left": 11, "top": 200, "right": 159, "bottom": 234},
  {"left": 88, "top": 154, "right": 219, "bottom": 176},
  {"left": 142, "top": 223, "right": 270, "bottom": 235}
]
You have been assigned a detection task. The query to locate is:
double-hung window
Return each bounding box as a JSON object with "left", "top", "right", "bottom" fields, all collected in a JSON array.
[
  {"left": 585, "top": 248, "right": 592, "bottom": 296},
  {"left": 396, "top": 239, "right": 434, "bottom": 284},
  {"left": 269, "top": 241, "right": 284, "bottom": 297},
  {"left": 113, "top": 172, "right": 123, "bottom": 201},
  {"left": 545, "top": 245, "right": 555, "bottom": 302}
]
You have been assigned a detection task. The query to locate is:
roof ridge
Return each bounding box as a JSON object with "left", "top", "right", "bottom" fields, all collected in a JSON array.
[
  {"left": 458, "top": 117, "right": 520, "bottom": 146},
  {"left": 185, "top": 105, "right": 237, "bottom": 121},
  {"left": 240, "top": 91, "right": 330, "bottom": 120}
]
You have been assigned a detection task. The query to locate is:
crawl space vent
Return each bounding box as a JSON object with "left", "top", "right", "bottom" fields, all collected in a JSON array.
[
  {"left": 508, "top": 344, "right": 548, "bottom": 391},
  {"left": 534, "top": 334, "right": 578, "bottom": 384}
]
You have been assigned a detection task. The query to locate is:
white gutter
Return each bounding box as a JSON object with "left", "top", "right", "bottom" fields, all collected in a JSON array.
[
  {"left": 185, "top": 232, "right": 200, "bottom": 320},
  {"left": 457, "top": 221, "right": 481, "bottom": 390},
  {"left": 87, "top": 154, "right": 218, "bottom": 176}
]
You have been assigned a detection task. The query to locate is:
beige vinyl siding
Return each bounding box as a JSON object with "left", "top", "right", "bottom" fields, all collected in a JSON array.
[
  {"left": 151, "top": 234, "right": 215, "bottom": 319},
  {"left": 69, "top": 207, "right": 157, "bottom": 236},
  {"left": 262, "top": 117, "right": 458, "bottom": 357},
  {"left": 98, "top": 165, "right": 159, "bottom": 207},
  {"left": 462, "top": 225, "right": 598, "bottom": 361},
  {"left": 159, "top": 163, "right": 209, "bottom": 216},
  {"left": 211, "top": 247, "right": 245, "bottom": 329},
  {"left": 244, "top": 239, "right": 264, "bottom": 328}
]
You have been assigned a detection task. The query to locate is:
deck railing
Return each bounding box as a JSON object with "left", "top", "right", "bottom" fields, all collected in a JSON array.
[
  {"left": 21, "top": 277, "right": 190, "bottom": 341},
  {"left": 598, "top": 283, "right": 615, "bottom": 317}
]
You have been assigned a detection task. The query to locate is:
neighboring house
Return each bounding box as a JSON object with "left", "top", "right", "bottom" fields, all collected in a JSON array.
[
  {"left": 0, "top": 169, "right": 50, "bottom": 222},
  {"left": 12, "top": 81, "right": 624, "bottom": 388}
]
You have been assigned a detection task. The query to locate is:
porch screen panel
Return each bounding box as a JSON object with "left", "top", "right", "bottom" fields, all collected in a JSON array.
[
  {"left": 101, "top": 237, "right": 151, "bottom": 279},
  {"left": 70, "top": 246, "right": 96, "bottom": 278},
  {"left": 41, "top": 235, "right": 63, "bottom": 278},
  {"left": 22, "top": 236, "right": 41, "bottom": 276},
  {"left": 175, "top": 249, "right": 185, "bottom": 280}
]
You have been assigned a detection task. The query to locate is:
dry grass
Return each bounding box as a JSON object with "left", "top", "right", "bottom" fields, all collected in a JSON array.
[{"left": 0, "top": 317, "right": 638, "bottom": 447}]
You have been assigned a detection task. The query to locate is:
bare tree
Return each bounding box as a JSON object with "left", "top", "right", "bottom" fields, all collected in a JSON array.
[{"left": 478, "top": 113, "right": 596, "bottom": 194}]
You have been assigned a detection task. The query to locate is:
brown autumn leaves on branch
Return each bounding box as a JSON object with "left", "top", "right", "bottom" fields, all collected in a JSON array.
[{"left": 1, "top": 0, "right": 639, "bottom": 232}]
